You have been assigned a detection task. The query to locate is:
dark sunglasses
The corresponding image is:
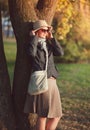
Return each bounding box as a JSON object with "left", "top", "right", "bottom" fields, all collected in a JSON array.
[{"left": 40, "top": 29, "right": 49, "bottom": 33}]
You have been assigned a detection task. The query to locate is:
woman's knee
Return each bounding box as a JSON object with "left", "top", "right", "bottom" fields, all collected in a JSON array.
[
  {"left": 46, "top": 117, "right": 60, "bottom": 130},
  {"left": 49, "top": 117, "right": 60, "bottom": 123},
  {"left": 36, "top": 117, "right": 47, "bottom": 130}
]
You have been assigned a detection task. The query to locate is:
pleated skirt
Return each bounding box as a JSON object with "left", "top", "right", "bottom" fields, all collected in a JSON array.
[{"left": 24, "top": 78, "right": 62, "bottom": 118}]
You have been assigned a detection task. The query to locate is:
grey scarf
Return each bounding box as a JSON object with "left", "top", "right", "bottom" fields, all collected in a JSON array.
[
  {"left": 38, "top": 38, "right": 47, "bottom": 51},
  {"left": 38, "top": 38, "right": 48, "bottom": 70}
]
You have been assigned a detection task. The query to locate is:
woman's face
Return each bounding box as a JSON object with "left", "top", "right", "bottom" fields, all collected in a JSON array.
[{"left": 36, "top": 28, "right": 49, "bottom": 39}]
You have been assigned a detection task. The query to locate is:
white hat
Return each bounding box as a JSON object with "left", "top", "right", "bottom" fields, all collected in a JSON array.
[{"left": 33, "top": 20, "right": 52, "bottom": 32}]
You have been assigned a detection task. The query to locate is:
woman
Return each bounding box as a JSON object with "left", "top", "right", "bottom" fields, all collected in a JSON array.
[{"left": 24, "top": 20, "right": 64, "bottom": 130}]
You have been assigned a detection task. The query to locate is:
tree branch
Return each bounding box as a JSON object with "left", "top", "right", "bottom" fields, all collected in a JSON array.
[
  {"left": 36, "top": 0, "right": 58, "bottom": 24},
  {"left": 37, "top": 0, "right": 55, "bottom": 10}
]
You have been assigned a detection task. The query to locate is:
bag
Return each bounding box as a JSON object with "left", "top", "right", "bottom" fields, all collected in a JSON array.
[
  {"left": 28, "top": 41, "right": 48, "bottom": 95},
  {"left": 28, "top": 70, "right": 48, "bottom": 95}
]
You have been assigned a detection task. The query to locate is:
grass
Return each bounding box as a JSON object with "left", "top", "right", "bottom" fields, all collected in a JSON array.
[
  {"left": 57, "top": 64, "right": 90, "bottom": 99},
  {"left": 57, "top": 64, "right": 90, "bottom": 130},
  {"left": 4, "top": 39, "right": 16, "bottom": 83},
  {"left": 4, "top": 39, "right": 90, "bottom": 130}
]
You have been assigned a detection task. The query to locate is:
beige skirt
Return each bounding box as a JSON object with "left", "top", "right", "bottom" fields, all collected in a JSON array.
[{"left": 24, "top": 78, "right": 62, "bottom": 118}]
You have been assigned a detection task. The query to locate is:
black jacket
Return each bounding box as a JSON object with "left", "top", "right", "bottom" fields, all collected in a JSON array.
[{"left": 27, "top": 36, "right": 64, "bottom": 79}]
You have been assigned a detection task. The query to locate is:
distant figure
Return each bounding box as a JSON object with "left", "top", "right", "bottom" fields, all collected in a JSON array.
[{"left": 2, "top": 17, "right": 14, "bottom": 38}]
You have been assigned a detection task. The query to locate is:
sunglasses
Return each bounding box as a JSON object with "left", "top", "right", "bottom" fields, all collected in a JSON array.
[{"left": 40, "top": 29, "right": 49, "bottom": 33}]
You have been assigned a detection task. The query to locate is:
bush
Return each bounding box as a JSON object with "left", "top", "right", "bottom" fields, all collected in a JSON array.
[{"left": 55, "top": 39, "right": 87, "bottom": 63}]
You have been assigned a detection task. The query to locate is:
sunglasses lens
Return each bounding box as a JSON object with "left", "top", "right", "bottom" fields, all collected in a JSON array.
[{"left": 41, "top": 29, "right": 48, "bottom": 32}]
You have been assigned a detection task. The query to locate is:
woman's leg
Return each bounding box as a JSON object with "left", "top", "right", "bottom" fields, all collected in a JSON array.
[
  {"left": 36, "top": 117, "right": 47, "bottom": 130},
  {"left": 46, "top": 117, "right": 60, "bottom": 130}
]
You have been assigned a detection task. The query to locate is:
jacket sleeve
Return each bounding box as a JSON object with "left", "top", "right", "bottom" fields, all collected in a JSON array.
[
  {"left": 50, "top": 38, "right": 64, "bottom": 56},
  {"left": 27, "top": 36, "right": 38, "bottom": 58}
]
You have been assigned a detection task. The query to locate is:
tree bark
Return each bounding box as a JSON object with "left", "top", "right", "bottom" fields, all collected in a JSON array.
[
  {"left": 0, "top": 7, "right": 16, "bottom": 130},
  {"left": 8, "top": 0, "right": 58, "bottom": 130}
]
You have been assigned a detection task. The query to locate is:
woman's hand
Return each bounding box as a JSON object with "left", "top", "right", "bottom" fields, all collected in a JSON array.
[
  {"left": 29, "top": 30, "right": 35, "bottom": 36},
  {"left": 46, "top": 31, "right": 53, "bottom": 39}
]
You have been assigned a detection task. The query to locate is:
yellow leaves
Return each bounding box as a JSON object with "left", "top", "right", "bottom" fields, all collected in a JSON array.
[
  {"left": 74, "top": 0, "right": 90, "bottom": 42},
  {"left": 55, "top": 0, "right": 74, "bottom": 39},
  {"left": 56, "top": 0, "right": 73, "bottom": 11}
]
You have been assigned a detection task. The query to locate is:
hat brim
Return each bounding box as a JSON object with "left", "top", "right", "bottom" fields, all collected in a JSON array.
[{"left": 33, "top": 26, "right": 52, "bottom": 32}]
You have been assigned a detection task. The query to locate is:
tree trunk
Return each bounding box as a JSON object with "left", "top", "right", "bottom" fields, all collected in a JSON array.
[
  {"left": 0, "top": 7, "right": 16, "bottom": 130},
  {"left": 8, "top": 0, "right": 58, "bottom": 130}
]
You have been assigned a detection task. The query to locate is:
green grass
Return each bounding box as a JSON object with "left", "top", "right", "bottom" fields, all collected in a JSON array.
[
  {"left": 4, "top": 40, "right": 90, "bottom": 130},
  {"left": 4, "top": 40, "right": 16, "bottom": 82},
  {"left": 57, "top": 64, "right": 90, "bottom": 99},
  {"left": 56, "top": 64, "right": 90, "bottom": 129}
]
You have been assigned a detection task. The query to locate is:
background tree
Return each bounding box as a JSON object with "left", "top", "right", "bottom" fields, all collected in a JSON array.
[
  {"left": 72, "top": 0, "right": 90, "bottom": 62},
  {"left": 8, "top": 0, "right": 58, "bottom": 130},
  {"left": 54, "top": 0, "right": 74, "bottom": 40},
  {"left": 53, "top": 0, "right": 82, "bottom": 63},
  {"left": 54, "top": 0, "right": 90, "bottom": 63}
]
